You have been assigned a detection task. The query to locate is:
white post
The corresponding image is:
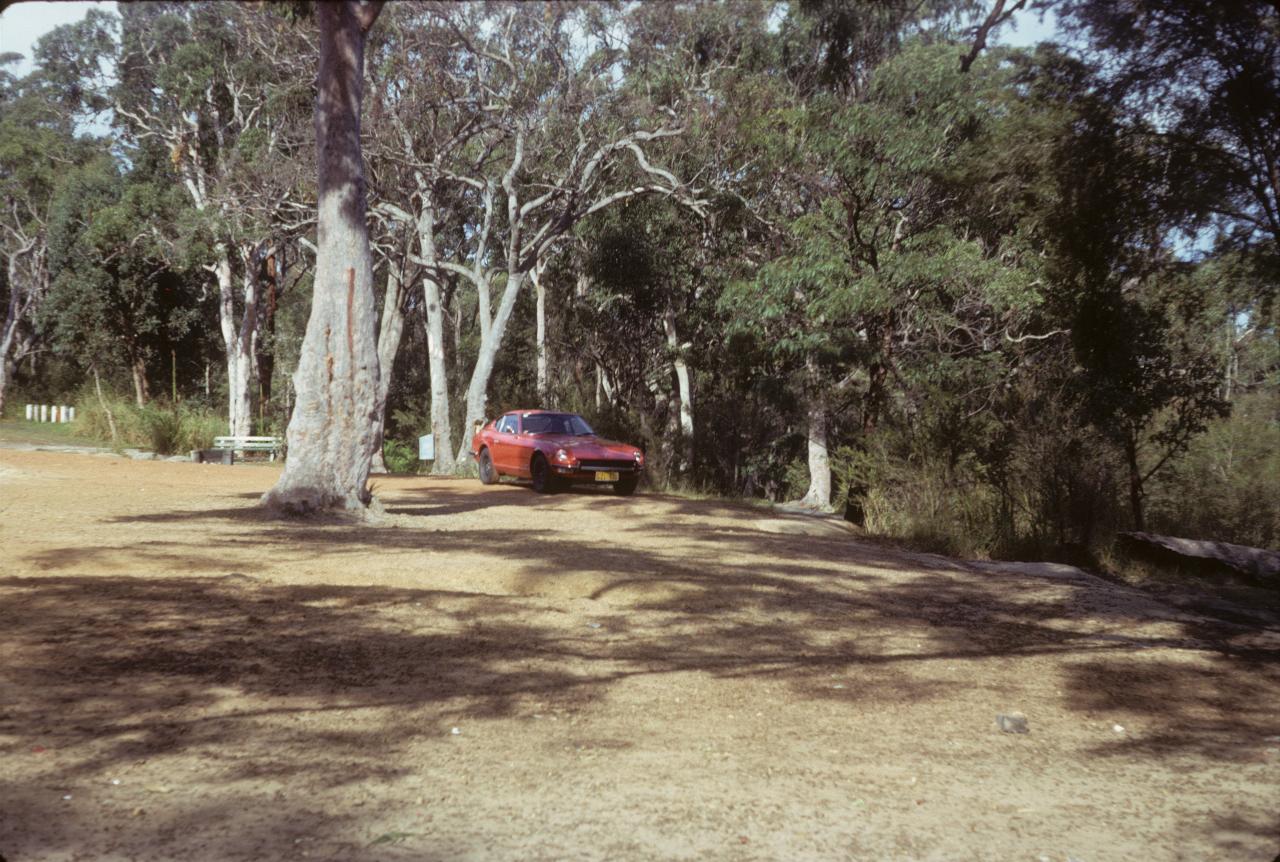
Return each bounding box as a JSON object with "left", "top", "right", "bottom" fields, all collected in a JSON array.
[
  {"left": 25, "top": 404, "right": 33, "bottom": 420},
  {"left": 39, "top": 405, "right": 47, "bottom": 422},
  {"left": 69, "top": 406, "right": 76, "bottom": 422},
  {"left": 59, "top": 406, "right": 68, "bottom": 423}
]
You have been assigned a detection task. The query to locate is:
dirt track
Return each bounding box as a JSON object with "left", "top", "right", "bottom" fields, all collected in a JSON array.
[{"left": 1, "top": 449, "right": 1278, "bottom": 861}]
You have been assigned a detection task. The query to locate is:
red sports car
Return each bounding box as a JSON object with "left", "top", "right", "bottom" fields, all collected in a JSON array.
[{"left": 471, "top": 410, "right": 644, "bottom": 495}]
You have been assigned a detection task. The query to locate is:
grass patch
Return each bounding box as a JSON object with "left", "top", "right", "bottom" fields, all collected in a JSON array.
[{"left": 0, "top": 419, "right": 111, "bottom": 448}]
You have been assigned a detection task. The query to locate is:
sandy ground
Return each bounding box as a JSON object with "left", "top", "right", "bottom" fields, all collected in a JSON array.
[{"left": 0, "top": 448, "right": 1277, "bottom": 862}]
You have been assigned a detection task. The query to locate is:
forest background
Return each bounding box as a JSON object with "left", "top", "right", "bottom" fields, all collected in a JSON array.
[{"left": 2, "top": 0, "right": 1276, "bottom": 560}]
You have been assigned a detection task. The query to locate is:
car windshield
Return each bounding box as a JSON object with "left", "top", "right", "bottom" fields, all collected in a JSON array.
[{"left": 522, "top": 413, "right": 594, "bottom": 436}]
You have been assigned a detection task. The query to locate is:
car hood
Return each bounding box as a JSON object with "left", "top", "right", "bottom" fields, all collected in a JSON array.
[{"left": 531, "top": 434, "right": 639, "bottom": 457}]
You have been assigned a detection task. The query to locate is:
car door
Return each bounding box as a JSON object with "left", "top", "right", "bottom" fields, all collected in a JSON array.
[{"left": 490, "top": 414, "right": 519, "bottom": 472}]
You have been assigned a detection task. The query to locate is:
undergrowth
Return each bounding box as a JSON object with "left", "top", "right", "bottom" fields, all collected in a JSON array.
[{"left": 74, "top": 389, "right": 224, "bottom": 455}]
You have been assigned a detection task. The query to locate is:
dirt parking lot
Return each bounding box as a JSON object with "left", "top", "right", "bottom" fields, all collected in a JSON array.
[{"left": 1, "top": 448, "right": 1277, "bottom": 861}]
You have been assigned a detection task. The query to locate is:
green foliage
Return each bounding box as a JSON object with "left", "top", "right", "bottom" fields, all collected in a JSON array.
[
  {"left": 1146, "top": 395, "right": 1280, "bottom": 549},
  {"left": 75, "top": 388, "right": 223, "bottom": 454},
  {"left": 6, "top": 0, "right": 1276, "bottom": 567},
  {"left": 382, "top": 439, "right": 418, "bottom": 475}
]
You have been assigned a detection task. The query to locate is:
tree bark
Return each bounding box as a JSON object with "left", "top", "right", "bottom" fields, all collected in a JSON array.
[
  {"left": 262, "top": 0, "right": 383, "bottom": 516},
  {"left": 1125, "top": 432, "right": 1145, "bottom": 532},
  {"left": 130, "top": 353, "right": 150, "bottom": 408},
  {"left": 214, "top": 247, "right": 254, "bottom": 436},
  {"left": 425, "top": 274, "right": 455, "bottom": 473},
  {"left": 534, "top": 262, "right": 548, "bottom": 405},
  {"left": 414, "top": 192, "right": 456, "bottom": 474},
  {"left": 370, "top": 264, "right": 407, "bottom": 474},
  {"left": 92, "top": 365, "right": 118, "bottom": 444},
  {"left": 2, "top": 244, "right": 38, "bottom": 418},
  {"left": 800, "top": 400, "right": 833, "bottom": 510},
  {"left": 0, "top": 291, "right": 16, "bottom": 418},
  {"left": 455, "top": 271, "right": 524, "bottom": 464},
  {"left": 257, "top": 250, "right": 285, "bottom": 412},
  {"left": 0, "top": 356, "right": 10, "bottom": 419},
  {"left": 663, "top": 306, "right": 694, "bottom": 472}
]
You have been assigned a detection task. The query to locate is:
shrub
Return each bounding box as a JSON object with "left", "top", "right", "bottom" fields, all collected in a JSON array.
[
  {"left": 1146, "top": 395, "right": 1280, "bottom": 548},
  {"left": 382, "top": 439, "right": 419, "bottom": 474},
  {"left": 72, "top": 387, "right": 225, "bottom": 454}
]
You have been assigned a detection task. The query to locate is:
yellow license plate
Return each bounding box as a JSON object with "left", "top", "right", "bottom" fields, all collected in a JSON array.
[{"left": 595, "top": 471, "right": 620, "bottom": 482}]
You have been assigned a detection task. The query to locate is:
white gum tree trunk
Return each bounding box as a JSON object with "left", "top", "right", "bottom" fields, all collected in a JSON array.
[
  {"left": 799, "top": 401, "right": 833, "bottom": 511},
  {"left": 3, "top": 241, "right": 41, "bottom": 418},
  {"left": 453, "top": 132, "right": 528, "bottom": 467},
  {"left": 533, "top": 262, "right": 548, "bottom": 405},
  {"left": 369, "top": 265, "right": 406, "bottom": 474},
  {"left": 214, "top": 246, "right": 259, "bottom": 437},
  {"left": 424, "top": 274, "right": 455, "bottom": 473},
  {"left": 262, "top": 0, "right": 383, "bottom": 515},
  {"left": 0, "top": 279, "right": 18, "bottom": 417},
  {"left": 455, "top": 271, "right": 524, "bottom": 464},
  {"left": 415, "top": 194, "right": 455, "bottom": 474},
  {"left": 663, "top": 307, "right": 694, "bottom": 471}
]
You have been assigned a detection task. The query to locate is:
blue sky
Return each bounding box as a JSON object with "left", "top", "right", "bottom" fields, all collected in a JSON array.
[{"left": 0, "top": 1, "right": 109, "bottom": 76}]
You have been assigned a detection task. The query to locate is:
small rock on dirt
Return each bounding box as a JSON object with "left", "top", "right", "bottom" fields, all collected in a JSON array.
[{"left": 996, "top": 712, "right": 1029, "bottom": 734}]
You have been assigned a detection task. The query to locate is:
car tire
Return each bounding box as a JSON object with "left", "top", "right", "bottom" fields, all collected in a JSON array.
[
  {"left": 531, "top": 454, "right": 559, "bottom": 494},
  {"left": 478, "top": 448, "right": 498, "bottom": 485},
  {"left": 613, "top": 475, "right": 639, "bottom": 497}
]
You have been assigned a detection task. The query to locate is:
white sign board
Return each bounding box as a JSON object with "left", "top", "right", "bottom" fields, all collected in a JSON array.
[{"left": 418, "top": 434, "right": 435, "bottom": 461}]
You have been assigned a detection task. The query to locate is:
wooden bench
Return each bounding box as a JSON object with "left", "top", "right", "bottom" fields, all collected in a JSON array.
[{"left": 211, "top": 435, "right": 283, "bottom": 462}]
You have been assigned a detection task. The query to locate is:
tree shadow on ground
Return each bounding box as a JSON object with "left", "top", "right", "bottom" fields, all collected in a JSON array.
[{"left": 6, "top": 483, "right": 1280, "bottom": 859}]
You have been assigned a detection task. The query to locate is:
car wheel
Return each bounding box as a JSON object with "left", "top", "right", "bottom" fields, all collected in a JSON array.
[
  {"left": 478, "top": 448, "right": 498, "bottom": 485},
  {"left": 530, "top": 454, "right": 559, "bottom": 494},
  {"left": 613, "top": 475, "right": 639, "bottom": 497}
]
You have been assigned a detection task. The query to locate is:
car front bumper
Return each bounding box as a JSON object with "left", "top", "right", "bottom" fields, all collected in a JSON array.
[{"left": 553, "top": 464, "right": 642, "bottom": 482}]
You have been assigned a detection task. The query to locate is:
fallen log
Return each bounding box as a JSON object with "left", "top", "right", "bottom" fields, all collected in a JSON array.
[{"left": 1117, "top": 531, "right": 1280, "bottom": 584}]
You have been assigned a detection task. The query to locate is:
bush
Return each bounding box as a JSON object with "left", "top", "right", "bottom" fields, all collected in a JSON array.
[
  {"left": 1146, "top": 395, "right": 1280, "bottom": 549},
  {"left": 382, "top": 439, "right": 419, "bottom": 474},
  {"left": 73, "top": 387, "right": 224, "bottom": 454},
  {"left": 834, "top": 442, "right": 1000, "bottom": 559}
]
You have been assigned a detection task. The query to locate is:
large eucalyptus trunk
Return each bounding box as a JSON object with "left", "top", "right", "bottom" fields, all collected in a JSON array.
[
  {"left": 799, "top": 401, "right": 833, "bottom": 511},
  {"left": 214, "top": 247, "right": 258, "bottom": 437},
  {"left": 424, "top": 275, "right": 455, "bottom": 473},
  {"left": 415, "top": 193, "right": 456, "bottom": 473},
  {"left": 0, "top": 297, "right": 16, "bottom": 418},
  {"left": 262, "top": 0, "right": 383, "bottom": 515},
  {"left": 2, "top": 246, "right": 35, "bottom": 418},
  {"left": 663, "top": 306, "right": 694, "bottom": 472},
  {"left": 369, "top": 265, "right": 406, "bottom": 474},
  {"left": 455, "top": 271, "right": 524, "bottom": 464},
  {"left": 533, "top": 262, "right": 548, "bottom": 404}
]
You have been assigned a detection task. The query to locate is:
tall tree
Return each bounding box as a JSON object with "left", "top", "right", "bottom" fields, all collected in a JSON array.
[
  {"left": 371, "top": 3, "right": 707, "bottom": 468},
  {"left": 42, "top": 3, "right": 318, "bottom": 435},
  {"left": 261, "top": 0, "right": 384, "bottom": 515},
  {"left": 0, "top": 56, "right": 80, "bottom": 414},
  {"left": 1056, "top": 0, "right": 1280, "bottom": 255},
  {"left": 41, "top": 155, "right": 200, "bottom": 406}
]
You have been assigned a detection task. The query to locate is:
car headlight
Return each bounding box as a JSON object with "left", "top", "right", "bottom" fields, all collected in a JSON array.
[
  {"left": 555, "top": 448, "right": 573, "bottom": 464},
  {"left": 634, "top": 451, "right": 645, "bottom": 467}
]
